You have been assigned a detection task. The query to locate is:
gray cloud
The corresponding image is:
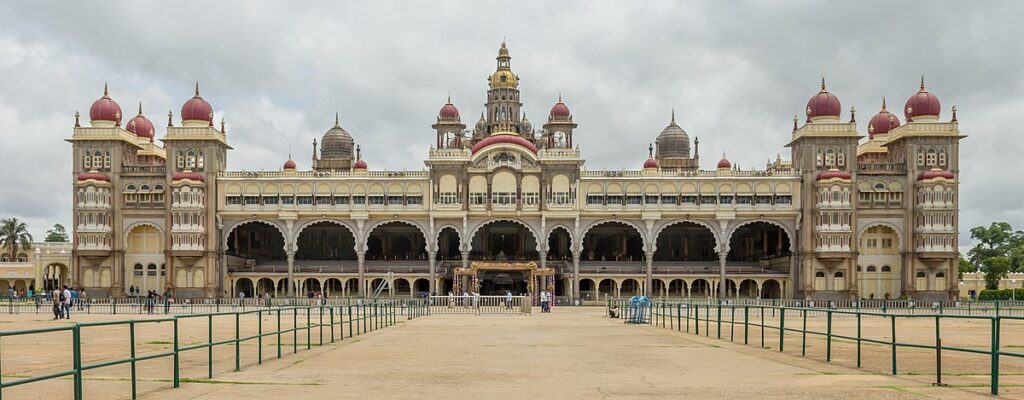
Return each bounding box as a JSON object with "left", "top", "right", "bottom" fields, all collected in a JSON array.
[{"left": 0, "top": 0, "right": 1021, "bottom": 247}]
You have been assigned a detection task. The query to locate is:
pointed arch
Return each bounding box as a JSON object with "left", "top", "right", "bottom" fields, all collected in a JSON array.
[
  {"left": 294, "top": 219, "right": 360, "bottom": 250},
  {"left": 467, "top": 218, "right": 542, "bottom": 252},
  {"left": 579, "top": 219, "right": 648, "bottom": 252},
  {"left": 223, "top": 219, "right": 289, "bottom": 250},
  {"left": 651, "top": 219, "right": 721, "bottom": 254},
  {"left": 723, "top": 219, "right": 795, "bottom": 254}
]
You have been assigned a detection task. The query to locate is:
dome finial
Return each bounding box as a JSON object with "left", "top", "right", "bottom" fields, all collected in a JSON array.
[
  {"left": 167, "top": 110, "right": 173, "bottom": 127},
  {"left": 74, "top": 111, "right": 80, "bottom": 127},
  {"left": 558, "top": 91, "right": 562, "bottom": 103},
  {"left": 138, "top": 102, "right": 143, "bottom": 116},
  {"left": 334, "top": 111, "right": 340, "bottom": 128},
  {"left": 356, "top": 144, "right": 362, "bottom": 161},
  {"left": 820, "top": 75, "right": 827, "bottom": 92},
  {"left": 103, "top": 82, "right": 109, "bottom": 97},
  {"left": 671, "top": 108, "right": 676, "bottom": 124},
  {"left": 920, "top": 75, "right": 926, "bottom": 91},
  {"left": 849, "top": 106, "right": 856, "bottom": 123},
  {"left": 951, "top": 105, "right": 958, "bottom": 122},
  {"left": 648, "top": 143, "right": 653, "bottom": 158},
  {"left": 195, "top": 81, "right": 201, "bottom": 96},
  {"left": 447, "top": 92, "right": 451, "bottom": 103},
  {"left": 881, "top": 97, "right": 887, "bottom": 111},
  {"left": 792, "top": 114, "right": 798, "bottom": 131}
]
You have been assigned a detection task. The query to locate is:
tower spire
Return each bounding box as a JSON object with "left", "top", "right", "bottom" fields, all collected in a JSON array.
[
  {"left": 138, "top": 102, "right": 143, "bottom": 115},
  {"left": 920, "top": 75, "right": 926, "bottom": 91},
  {"left": 103, "top": 82, "right": 109, "bottom": 97},
  {"left": 671, "top": 108, "right": 676, "bottom": 124},
  {"left": 334, "top": 111, "right": 340, "bottom": 128},
  {"left": 820, "top": 75, "right": 827, "bottom": 92},
  {"left": 881, "top": 97, "right": 887, "bottom": 111},
  {"left": 195, "top": 81, "right": 201, "bottom": 96}
]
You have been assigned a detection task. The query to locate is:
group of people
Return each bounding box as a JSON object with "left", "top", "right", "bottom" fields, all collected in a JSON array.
[
  {"left": 129, "top": 285, "right": 172, "bottom": 314},
  {"left": 50, "top": 286, "right": 84, "bottom": 319},
  {"left": 6, "top": 287, "right": 33, "bottom": 298}
]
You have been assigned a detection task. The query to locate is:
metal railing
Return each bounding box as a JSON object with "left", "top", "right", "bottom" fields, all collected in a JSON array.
[
  {"left": 427, "top": 295, "right": 531, "bottom": 315},
  {"left": 607, "top": 299, "right": 1023, "bottom": 396},
  {"left": 0, "top": 296, "right": 433, "bottom": 316},
  {"left": 0, "top": 299, "right": 428, "bottom": 399}
]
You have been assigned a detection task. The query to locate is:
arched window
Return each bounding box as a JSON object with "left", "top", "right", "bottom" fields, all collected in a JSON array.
[
  {"left": 104, "top": 151, "right": 111, "bottom": 169},
  {"left": 926, "top": 148, "right": 937, "bottom": 166},
  {"left": 916, "top": 271, "right": 927, "bottom": 278},
  {"left": 147, "top": 263, "right": 158, "bottom": 276},
  {"left": 866, "top": 266, "right": 877, "bottom": 272},
  {"left": 196, "top": 150, "right": 205, "bottom": 170},
  {"left": 834, "top": 271, "right": 844, "bottom": 278},
  {"left": 133, "top": 263, "right": 144, "bottom": 276},
  {"left": 186, "top": 150, "right": 196, "bottom": 169},
  {"left": 815, "top": 271, "right": 825, "bottom": 278},
  {"left": 176, "top": 151, "right": 185, "bottom": 169},
  {"left": 84, "top": 151, "right": 92, "bottom": 169},
  {"left": 825, "top": 148, "right": 836, "bottom": 167},
  {"left": 935, "top": 271, "right": 945, "bottom": 278},
  {"left": 938, "top": 150, "right": 947, "bottom": 166},
  {"left": 881, "top": 265, "right": 891, "bottom": 272}
]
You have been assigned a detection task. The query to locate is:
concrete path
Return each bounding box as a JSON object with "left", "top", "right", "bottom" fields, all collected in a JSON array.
[{"left": 140, "top": 307, "right": 991, "bottom": 399}]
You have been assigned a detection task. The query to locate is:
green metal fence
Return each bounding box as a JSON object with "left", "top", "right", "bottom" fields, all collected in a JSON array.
[
  {"left": 0, "top": 299, "right": 428, "bottom": 400},
  {"left": 607, "top": 299, "right": 1023, "bottom": 396}
]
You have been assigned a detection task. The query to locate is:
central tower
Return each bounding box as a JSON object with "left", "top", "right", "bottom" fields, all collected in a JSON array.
[{"left": 482, "top": 42, "right": 525, "bottom": 138}]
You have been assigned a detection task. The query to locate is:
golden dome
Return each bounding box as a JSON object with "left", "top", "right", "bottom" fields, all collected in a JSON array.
[{"left": 489, "top": 70, "right": 518, "bottom": 89}]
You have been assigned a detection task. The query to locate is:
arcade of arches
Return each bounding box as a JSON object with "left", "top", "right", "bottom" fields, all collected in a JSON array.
[{"left": 222, "top": 218, "right": 795, "bottom": 300}]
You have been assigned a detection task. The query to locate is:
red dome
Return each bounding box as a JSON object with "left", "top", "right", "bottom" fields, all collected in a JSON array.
[
  {"left": 471, "top": 134, "right": 539, "bottom": 154},
  {"left": 717, "top": 157, "right": 732, "bottom": 169},
  {"left": 181, "top": 84, "right": 213, "bottom": 122},
  {"left": 89, "top": 84, "right": 122, "bottom": 124},
  {"left": 126, "top": 104, "right": 155, "bottom": 139},
  {"left": 904, "top": 78, "right": 941, "bottom": 120},
  {"left": 283, "top": 159, "right": 296, "bottom": 170},
  {"left": 439, "top": 102, "right": 459, "bottom": 119},
  {"left": 918, "top": 168, "right": 954, "bottom": 181},
  {"left": 806, "top": 83, "right": 841, "bottom": 120},
  {"left": 353, "top": 159, "right": 368, "bottom": 169},
  {"left": 817, "top": 169, "right": 852, "bottom": 181},
  {"left": 77, "top": 171, "right": 109, "bottom": 182},
  {"left": 172, "top": 171, "right": 204, "bottom": 182},
  {"left": 868, "top": 99, "right": 901, "bottom": 138},
  {"left": 643, "top": 158, "right": 659, "bottom": 169},
  {"left": 550, "top": 101, "right": 570, "bottom": 118}
]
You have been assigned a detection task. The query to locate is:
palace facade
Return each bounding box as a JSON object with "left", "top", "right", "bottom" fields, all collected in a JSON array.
[{"left": 67, "top": 43, "right": 963, "bottom": 301}]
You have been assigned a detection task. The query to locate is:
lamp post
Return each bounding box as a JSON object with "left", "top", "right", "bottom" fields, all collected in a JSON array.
[{"left": 1013, "top": 279, "right": 1018, "bottom": 302}]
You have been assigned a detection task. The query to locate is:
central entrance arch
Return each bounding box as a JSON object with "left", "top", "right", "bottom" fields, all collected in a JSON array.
[{"left": 469, "top": 220, "right": 538, "bottom": 261}]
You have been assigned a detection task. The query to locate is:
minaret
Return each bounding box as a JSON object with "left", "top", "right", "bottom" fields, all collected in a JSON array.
[{"left": 483, "top": 41, "right": 522, "bottom": 136}]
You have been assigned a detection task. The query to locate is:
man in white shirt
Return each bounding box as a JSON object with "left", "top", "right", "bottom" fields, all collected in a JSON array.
[
  {"left": 62, "top": 286, "right": 72, "bottom": 319},
  {"left": 539, "top": 290, "right": 549, "bottom": 313},
  {"left": 505, "top": 290, "right": 513, "bottom": 309}
]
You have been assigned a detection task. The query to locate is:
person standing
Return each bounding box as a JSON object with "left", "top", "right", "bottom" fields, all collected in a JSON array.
[
  {"left": 62, "top": 286, "right": 72, "bottom": 319},
  {"left": 540, "top": 290, "right": 550, "bottom": 313},
  {"left": 51, "top": 287, "right": 62, "bottom": 319},
  {"left": 506, "top": 290, "right": 513, "bottom": 309}
]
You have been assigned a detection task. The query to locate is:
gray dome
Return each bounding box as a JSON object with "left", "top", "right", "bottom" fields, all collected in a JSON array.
[
  {"left": 656, "top": 119, "right": 690, "bottom": 159},
  {"left": 320, "top": 116, "right": 354, "bottom": 160},
  {"left": 519, "top": 115, "right": 532, "bottom": 134}
]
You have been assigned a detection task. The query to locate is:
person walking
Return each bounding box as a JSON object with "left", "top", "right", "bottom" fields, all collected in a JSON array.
[
  {"left": 61, "top": 286, "right": 72, "bottom": 319},
  {"left": 70, "top": 288, "right": 80, "bottom": 311}
]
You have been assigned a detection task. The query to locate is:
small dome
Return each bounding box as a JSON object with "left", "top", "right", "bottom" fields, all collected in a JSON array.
[
  {"left": 904, "top": 77, "right": 941, "bottom": 120},
  {"left": 77, "top": 171, "right": 110, "bottom": 182},
  {"left": 353, "top": 159, "right": 368, "bottom": 169},
  {"left": 717, "top": 157, "right": 732, "bottom": 169},
  {"left": 475, "top": 114, "right": 486, "bottom": 133},
  {"left": 918, "top": 168, "right": 954, "bottom": 181},
  {"left": 817, "top": 168, "right": 852, "bottom": 181},
  {"left": 806, "top": 78, "right": 842, "bottom": 120},
  {"left": 868, "top": 98, "right": 901, "bottom": 138},
  {"left": 471, "top": 133, "right": 538, "bottom": 154},
  {"left": 283, "top": 159, "right": 296, "bottom": 170},
  {"left": 89, "top": 84, "right": 122, "bottom": 124},
  {"left": 126, "top": 103, "right": 155, "bottom": 140},
  {"left": 439, "top": 99, "right": 459, "bottom": 119},
  {"left": 172, "top": 171, "right": 204, "bottom": 182},
  {"left": 181, "top": 83, "right": 213, "bottom": 122},
  {"left": 519, "top": 114, "right": 532, "bottom": 133},
  {"left": 321, "top": 113, "right": 355, "bottom": 160},
  {"left": 643, "top": 158, "right": 659, "bottom": 169},
  {"left": 550, "top": 100, "right": 570, "bottom": 118},
  {"left": 656, "top": 111, "right": 690, "bottom": 158}
]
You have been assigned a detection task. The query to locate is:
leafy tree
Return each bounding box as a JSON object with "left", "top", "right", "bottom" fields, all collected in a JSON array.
[
  {"left": 0, "top": 218, "right": 33, "bottom": 260},
  {"left": 968, "top": 222, "right": 1014, "bottom": 267},
  {"left": 983, "top": 256, "right": 1011, "bottom": 290},
  {"left": 44, "top": 223, "right": 68, "bottom": 242}
]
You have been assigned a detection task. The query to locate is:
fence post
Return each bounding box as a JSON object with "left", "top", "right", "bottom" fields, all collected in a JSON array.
[
  {"left": 891, "top": 314, "right": 897, "bottom": 375},
  {"left": 779, "top": 306, "right": 785, "bottom": 352},
  {"left": 73, "top": 324, "right": 83, "bottom": 400},
  {"left": 801, "top": 308, "right": 807, "bottom": 357},
  {"left": 716, "top": 302, "right": 722, "bottom": 339},
  {"left": 207, "top": 314, "right": 213, "bottom": 379},
  {"left": 277, "top": 308, "right": 282, "bottom": 359},
  {"left": 348, "top": 305, "right": 353, "bottom": 338},
  {"left": 856, "top": 311, "right": 862, "bottom": 368},
  {"left": 173, "top": 317, "right": 180, "bottom": 388},
  {"left": 258, "top": 310, "right": 263, "bottom": 364},
  {"left": 235, "top": 312, "right": 241, "bottom": 372},
  {"left": 130, "top": 320, "right": 137, "bottom": 399},
  {"left": 991, "top": 317, "right": 1000, "bottom": 395},
  {"left": 826, "top": 309, "right": 833, "bottom": 362},
  {"left": 743, "top": 305, "right": 749, "bottom": 345},
  {"left": 934, "top": 315, "right": 943, "bottom": 386}
]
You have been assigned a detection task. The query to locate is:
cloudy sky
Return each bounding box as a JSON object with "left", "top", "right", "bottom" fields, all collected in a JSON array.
[{"left": 0, "top": 1, "right": 1021, "bottom": 246}]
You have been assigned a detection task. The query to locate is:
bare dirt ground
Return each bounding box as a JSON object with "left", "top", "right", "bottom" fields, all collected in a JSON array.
[{"left": 0, "top": 307, "right": 1020, "bottom": 399}]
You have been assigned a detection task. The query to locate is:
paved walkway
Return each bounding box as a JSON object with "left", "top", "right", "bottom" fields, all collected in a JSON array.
[{"left": 141, "top": 307, "right": 989, "bottom": 399}]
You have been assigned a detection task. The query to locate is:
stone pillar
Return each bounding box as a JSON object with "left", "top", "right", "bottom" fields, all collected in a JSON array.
[
  {"left": 718, "top": 252, "right": 727, "bottom": 299},
  {"left": 539, "top": 251, "right": 547, "bottom": 269},
  {"left": 572, "top": 251, "right": 581, "bottom": 300},
  {"left": 357, "top": 251, "right": 366, "bottom": 297},
  {"left": 645, "top": 251, "right": 654, "bottom": 297},
  {"left": 33, "top": 249, "right": 43, "bottom": 293},
  {"left": 461, "top": 251, "right": 469, "bottom": 269},
  {"left": 286, "top": 251, "right": 295, "bottom": 298},
  {"left": 428, "top": 251, "right": 437, "bottom": 295}
]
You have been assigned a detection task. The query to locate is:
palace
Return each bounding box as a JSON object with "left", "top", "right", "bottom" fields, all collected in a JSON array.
[{"left": 66, "top": 43, "right": 963, "bottom": 301}]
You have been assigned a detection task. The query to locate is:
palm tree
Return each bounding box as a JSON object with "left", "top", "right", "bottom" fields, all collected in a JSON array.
[{"left": 0, "top": 218, "right": 33, "bottom": 261}]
